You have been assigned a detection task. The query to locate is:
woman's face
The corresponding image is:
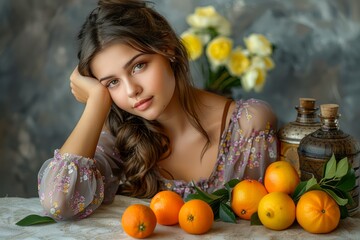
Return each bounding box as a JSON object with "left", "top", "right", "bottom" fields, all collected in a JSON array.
[{"left": 90, "top": 43, "right": 176, "bottom": 121}]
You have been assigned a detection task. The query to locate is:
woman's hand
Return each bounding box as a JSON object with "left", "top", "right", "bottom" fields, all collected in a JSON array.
[{"left": 70, "top": 66, "right": 110, "bottom": 104}]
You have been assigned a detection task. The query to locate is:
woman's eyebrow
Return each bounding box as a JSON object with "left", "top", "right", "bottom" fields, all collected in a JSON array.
[
  {"left": 123, "top": 53, "right": 145, "bottom": 69},
  {"left": 99, "top": 53, "right": 145, "bottom": 82},
  {"left": 99, "top": 75, "right": 114, "bottom": 82}
]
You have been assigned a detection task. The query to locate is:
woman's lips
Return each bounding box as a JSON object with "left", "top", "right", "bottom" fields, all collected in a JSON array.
[{"left": 133, "top": 97, "right": 153, "bottom": 111}]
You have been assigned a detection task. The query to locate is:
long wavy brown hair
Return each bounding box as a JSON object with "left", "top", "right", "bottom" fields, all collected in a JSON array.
[{"left": 77, "top": 0, "right": 210, "bottom": 198}]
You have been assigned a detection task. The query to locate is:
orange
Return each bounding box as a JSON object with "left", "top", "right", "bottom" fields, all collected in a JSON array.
[
  {"left": 296, "top": 190, "right": 340, "bottom": 234},
  {"left": 231, "top": 179, "right": 268, "bottom": 220},
  {"left": 257, "top": 192, "right": 296, "bottom": 230},
  {"left": 150, "top": 190, "right": 185, "bottom": 225},
  {"left": 121, "top": 204, "right": 157, "bottom": 239},
  {"left": 264, "top": 160, "right": 300, "bottom": 195},
  {"left": 178, "top": 199, "right": 214, "bottom": 235}
]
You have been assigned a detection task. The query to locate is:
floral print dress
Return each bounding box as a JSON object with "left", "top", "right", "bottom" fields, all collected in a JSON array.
[{"left": 38, "top": 99, "right": 278, "bottom": 220}]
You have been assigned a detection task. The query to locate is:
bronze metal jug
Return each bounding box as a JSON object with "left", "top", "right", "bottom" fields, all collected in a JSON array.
[{"left": 278, "top": 98, "right": 321, "bottom": 176}]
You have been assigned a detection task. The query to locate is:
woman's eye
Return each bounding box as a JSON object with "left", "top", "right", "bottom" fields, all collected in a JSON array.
[
  {"left": 107, "top": 79, "right": 119, "bottom": 88},
  {"left": 132, "top": 63, "right": 145, "bottom": 74}
]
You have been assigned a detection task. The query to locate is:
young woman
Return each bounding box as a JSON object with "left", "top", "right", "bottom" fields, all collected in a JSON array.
[{"left": 38, "top": 0, "right": 278, "bottom": 220}]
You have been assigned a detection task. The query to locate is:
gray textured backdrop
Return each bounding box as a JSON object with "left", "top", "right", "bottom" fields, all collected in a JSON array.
[{"left": 1, "top": 0, "right": 360, "bottom": 197}]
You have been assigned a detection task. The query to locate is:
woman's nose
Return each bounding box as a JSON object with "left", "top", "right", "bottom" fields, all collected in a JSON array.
[{"left": 124, "top": 79, "right": 142, "bottom": 98}]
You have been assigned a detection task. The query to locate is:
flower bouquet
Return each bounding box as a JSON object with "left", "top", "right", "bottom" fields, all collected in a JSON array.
[{"left": 181, "top": 6, "right": 275, "bottom": 93}]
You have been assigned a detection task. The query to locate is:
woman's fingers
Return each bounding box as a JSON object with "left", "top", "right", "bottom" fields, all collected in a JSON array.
[
  {"left": 70, "top": 70, "right": 90, "bottom": 103},
  {"left": 69, "top": 66, "right": 109, "bottom": 104}
]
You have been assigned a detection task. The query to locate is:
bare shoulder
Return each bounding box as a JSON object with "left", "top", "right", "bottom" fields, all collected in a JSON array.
[
  {"left": 196, "top": 90, "right": 236, "bottom": 129},
  {"left": 197, "top": 90, "right": 231, "bottom": 111}
]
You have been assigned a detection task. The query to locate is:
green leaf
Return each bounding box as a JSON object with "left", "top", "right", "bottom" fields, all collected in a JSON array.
[
  {"left": 305, "top": 177, "right": 318, "bottom": 191},
  {"left": 250, "top": 212, "right": 263, "bottom": 225},
  {"left": 334, "top": 187, "right": 354, "bottom": 205},
  {"left": 321, "top": 184, "right": 354, "bottom": 209},
  {"left": 212, "top": 188, "right": 229, "bottom": 197},
  {"left": 310, "top": 184, "right": 322, "bottom": 191},
  {"left": 15, "top": 214, "right": 56, "bottom": 226},
  {"left": 185, "top": 193, "right": 203, "bottom": 201},
  {"left": 321, "top": 188, "right": 348, "bottom": 206},
  {"left": 194, "top": 184, "right": 221, "bottom": 201},
  {"left": 210, "top": 201, "right": 221, "bottom": 220},
  {"left": 336, "top": 167, "right": 356, "bottom": 192},
  {"left": 219, "top": 202, "right": 237, "bottom": 223},
  {"left": 225, "top": 179, "right": 240, "bottom": 189},
  {"left": 335, "top": 157, "right": 348, "bottom": 178},
  {"left": 290, "top": 176, "right": 320, "bottom": 202},
  {"left": 224, "top": 179, "right": 240, "bottom": 202},
  {"left": 339, "top": 205, "right": 349, "bottom": 219},
  {"left": 324, "top": 154, "right": 336, "bottom": 179},
  {"left": 292, "top": 179, "right": 321, "bottom": 203},
  {"left": 292, "top": 181, "right": 308, "bottom": 202},
  {"left": 212, "top": 189, "right": 230, "bottom": 204},
  {"left": 208, "top": 196, "right": 225, "bottom": 208},
  {"left": 185, "top": 182, "right": 220, "bottom": 202}
]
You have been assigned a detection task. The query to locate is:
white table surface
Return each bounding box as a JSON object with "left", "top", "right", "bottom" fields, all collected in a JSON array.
[{"left": 1, "top": 195, "right": 359, "bottom": 239}]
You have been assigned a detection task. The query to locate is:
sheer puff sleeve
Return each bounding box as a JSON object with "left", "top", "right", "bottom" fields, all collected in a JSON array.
[
  {"left": 221, "top": 99, "right": 279, "bottom": 183},
  {"left": 37, "top": 131, "right": 121, "bottom": 221}
]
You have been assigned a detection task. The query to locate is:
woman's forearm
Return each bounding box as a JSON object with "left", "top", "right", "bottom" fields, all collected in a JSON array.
[{"left": 60, "top": 88, "right": 112, "bottom": 158}]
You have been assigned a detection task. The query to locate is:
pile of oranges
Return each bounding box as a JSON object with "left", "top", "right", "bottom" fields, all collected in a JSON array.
[
  {"left": 121, "top": 190, "right": 213, "bottom": 238},
  {"left": 121, "top": 161, "right": 342, "bottom": 238},
  {"left": 231, "top": 161, "right": 341, "bottom": 234}
]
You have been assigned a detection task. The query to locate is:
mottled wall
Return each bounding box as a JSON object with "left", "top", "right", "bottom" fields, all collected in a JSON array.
[{"left": 1, "top": 0, "right": 359, "bottom": 197}]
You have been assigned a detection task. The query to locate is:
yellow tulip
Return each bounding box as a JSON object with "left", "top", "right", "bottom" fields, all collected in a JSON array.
[
  {"left": 227, "top": 48, "right": 251, "bottom": 77},
  {"left": 181, "top": 32, "right": 203, "bottom": 61},
  {"left": 187, "top": 6, "right": 219, "bottom": 29},
  {"left": 186, "top": 6, "right": 231, "bottom": 36},
  {"left": 244, "top": 34, "right": 272, "bottom": 56},
  {"left": 254, "top": 69, "right": 267, "bottom": 92},
  {"left": 241, "top": 68, "right": 266, "bottom": 92},
  {"left": 206, "top": 36, "right": 233, "bottom": 68}
]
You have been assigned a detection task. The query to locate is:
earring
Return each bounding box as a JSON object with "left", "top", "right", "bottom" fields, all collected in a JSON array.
[{"left": 169, "top": 57, "right": 175, "bottom": 62}]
